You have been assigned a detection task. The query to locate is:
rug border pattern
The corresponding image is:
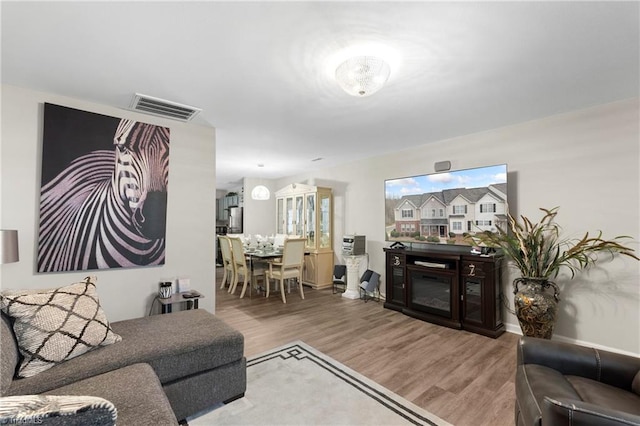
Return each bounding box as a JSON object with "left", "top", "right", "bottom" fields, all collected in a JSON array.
[{"left": 248, "top": 341, "right": 447, "bottom": 426}]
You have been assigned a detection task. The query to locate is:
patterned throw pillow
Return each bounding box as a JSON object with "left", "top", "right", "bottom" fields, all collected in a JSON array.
[
  {"left": 0, "top": 394, "right": 117, "bottom": 425},
  {"left": 0, "top": 277, "right": 121, "bottom": 378}
]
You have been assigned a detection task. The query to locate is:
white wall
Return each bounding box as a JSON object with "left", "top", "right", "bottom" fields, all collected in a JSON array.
[
  {"left": 0, "top": 85, "right": 217, "bottom": 321},
  {"left": 242, "top": 177, "right": 277, "bottom": 236},
  {"left": 280, "top": 98, "right": 640, "bottom": 355}
]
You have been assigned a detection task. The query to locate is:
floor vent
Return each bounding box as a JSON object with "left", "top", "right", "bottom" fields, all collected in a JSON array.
[{"left": 130, "top": 93, "right": 202, "bottom": 121}]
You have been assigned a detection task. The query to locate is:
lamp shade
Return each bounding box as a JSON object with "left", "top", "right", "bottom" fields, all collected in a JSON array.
[
  {"left": 251, "top": 185, "right": 270, "bottom": 200},
  {"left": 0, "top": 230, "right": 19, "bottom": 264},
  {"left": 335, "top": 56, "right": 391, "bottom": 97}
]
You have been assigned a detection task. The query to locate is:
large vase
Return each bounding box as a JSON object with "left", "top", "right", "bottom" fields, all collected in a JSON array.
[{"left": 513, "top": 277, "right": 560, "bottom": 339}]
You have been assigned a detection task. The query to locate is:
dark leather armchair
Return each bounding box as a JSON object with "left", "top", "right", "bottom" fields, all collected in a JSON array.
[{"left": 515, "top": 336, "right": 640, "bottom": 426}]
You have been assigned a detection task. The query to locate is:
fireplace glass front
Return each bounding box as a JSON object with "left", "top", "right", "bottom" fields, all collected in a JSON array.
[{"left": 409, "top": 269, "right": 453, "bottom": 318}]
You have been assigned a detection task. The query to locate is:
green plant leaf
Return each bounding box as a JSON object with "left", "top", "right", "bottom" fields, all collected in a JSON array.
[{"left": 468, "top": 206, "right": 639, "bottom": 280}]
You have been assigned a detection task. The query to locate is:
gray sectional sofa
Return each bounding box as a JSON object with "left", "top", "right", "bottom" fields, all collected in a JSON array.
[{"left": 1, "top": 309, "right": 246, "bottom": 425}]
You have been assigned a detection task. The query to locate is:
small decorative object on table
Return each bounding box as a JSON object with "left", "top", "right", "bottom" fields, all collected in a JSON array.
[
  {"left": 177, "top": 277, "right": 191, "bottom": 293},
  {"left": 159, "top": 282, "right": 172, "bottom": 299}
]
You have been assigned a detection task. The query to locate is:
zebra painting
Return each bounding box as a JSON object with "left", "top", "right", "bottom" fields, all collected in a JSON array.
[{"left": 37, "top": 104, "right": 170, "bottom": 273}]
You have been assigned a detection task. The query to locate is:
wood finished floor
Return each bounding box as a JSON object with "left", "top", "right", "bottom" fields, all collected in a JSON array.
[{"left": 214, "top": 269, "right": 519, "bottom": 426}]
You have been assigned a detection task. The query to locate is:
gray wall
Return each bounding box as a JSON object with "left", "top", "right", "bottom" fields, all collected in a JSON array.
[
  {"left": 0, "top": 85, "right": 217, "bottom": 321},
  {"left": 278, "top": 98, "right": 640, "bottom": 355},
  {"left": 242, "top": 177, "right": 277, "bottom": 236},
  {"left": 2, "top": 83, "right": 638, "bottom": 355}
]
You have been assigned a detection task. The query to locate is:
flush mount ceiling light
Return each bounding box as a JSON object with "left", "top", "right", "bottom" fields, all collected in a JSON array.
[{"left": 335, "top": 56, "right": 391, "bottom": 97}]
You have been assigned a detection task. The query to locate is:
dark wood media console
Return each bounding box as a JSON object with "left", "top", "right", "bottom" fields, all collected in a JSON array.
[{"left": 384, "top": 247, "right": 505, "bottom": 338}]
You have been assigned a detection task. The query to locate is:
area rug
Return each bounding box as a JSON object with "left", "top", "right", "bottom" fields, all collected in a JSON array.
[{"left": 187, "top": 341, "right": 451, "bottom": 426}]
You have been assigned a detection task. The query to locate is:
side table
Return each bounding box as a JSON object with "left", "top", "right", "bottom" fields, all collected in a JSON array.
[{"left": 158, "top": 290, "right": 203, "bottom": 314}]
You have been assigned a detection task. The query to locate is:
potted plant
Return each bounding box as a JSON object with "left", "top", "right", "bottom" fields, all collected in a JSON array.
[{"left": 469, "top": 207, "right": 638, "bottom": 339}]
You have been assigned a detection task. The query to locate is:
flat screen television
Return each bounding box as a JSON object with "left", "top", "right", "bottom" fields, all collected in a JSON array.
[{"left": 384, "top": 164, "right": 508, "bottom": 248}]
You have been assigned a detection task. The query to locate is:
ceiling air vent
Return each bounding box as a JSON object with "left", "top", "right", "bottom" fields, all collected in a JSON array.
[{"left": 130, "top": 93, "right": 202, "bottom": 122}]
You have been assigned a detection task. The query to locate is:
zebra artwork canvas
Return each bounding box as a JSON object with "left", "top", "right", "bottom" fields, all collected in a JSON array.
[{"left": 37, "top": 104, "right": 170, "bottom": 273}]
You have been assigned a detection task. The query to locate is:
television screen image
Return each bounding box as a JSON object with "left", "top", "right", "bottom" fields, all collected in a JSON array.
[{"left": 384, "top": 164, "right": 507, "bottom": 247}]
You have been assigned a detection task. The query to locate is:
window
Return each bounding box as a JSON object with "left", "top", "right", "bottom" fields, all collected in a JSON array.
[
  {"left": 401, "top": 209, "right": 413, "bottom": 218},
  {"left": 439, "top": 208, "right": 444, "bottom": 217},
  {"left": 452, "top": 221, "right": 462, "bottom": 231},
  {"left": 480, "top": 203, "right": 496, "bottom": 213},
  {"left": 453, "top": 205, "right": 467, "bottom": 214},
  {"left": 431, "top": 209, "right": 436, "bottom": 217},
  {"left": 401, "top": 223, "right": 416, "bottom": 232},
  {"left": 475, "top": 220, "right": 492, "bottom": 226}
]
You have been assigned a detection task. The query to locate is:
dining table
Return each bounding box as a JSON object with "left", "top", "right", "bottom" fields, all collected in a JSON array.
[{"left": 244, "top": 248, "right": 284, "bottom": 297}]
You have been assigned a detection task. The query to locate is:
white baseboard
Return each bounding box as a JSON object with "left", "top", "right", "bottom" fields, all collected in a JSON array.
[
  {"left": 379, "top": 295, "right": 639, "bottom": 357},
  {"left": 504, "top": 323, "right": 639, "bottom": 357},
  {"left": 504, "top": 323, "right": 523, "bottom": 336}
]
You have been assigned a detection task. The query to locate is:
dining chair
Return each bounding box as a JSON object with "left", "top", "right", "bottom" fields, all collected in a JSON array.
[
  {"left": 218, "top": 235, "right": 234, "bottom": 290},
  {"left": 229, "top": 236, "right": 265, "bottom": 298},
  {"left": 273, "top": 233, "right": 288, "bottom": 250},
  {"left": 265, "top": 238, "right": 306, "bottom": 303}
]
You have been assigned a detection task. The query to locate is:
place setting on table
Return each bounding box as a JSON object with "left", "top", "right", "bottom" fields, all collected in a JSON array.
[
  {"left": 238, "top": 234, "right": 308, "bottom": 301},
  {"left": 240, "top": 235, "right": 277, "bottom": 259},
  {"left": 242, "top": 235, "right": 285, "bottom": 297}
]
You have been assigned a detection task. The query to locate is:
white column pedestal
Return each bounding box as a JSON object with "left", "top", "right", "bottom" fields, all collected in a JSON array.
[{"left": 342, "top": 255, "right": 366, "bottom": 300}]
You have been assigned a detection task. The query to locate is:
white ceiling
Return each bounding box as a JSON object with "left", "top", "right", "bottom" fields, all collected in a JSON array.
[{"left": 2, "top": 2, "right": 638, "bottom": 190}]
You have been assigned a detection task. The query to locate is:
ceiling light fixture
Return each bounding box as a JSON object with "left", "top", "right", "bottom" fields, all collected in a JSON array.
[
  {"left": 335, "top": 56, "right": 391, "bottom": 97},
  {"left": 251, "top": 163, "right": 270, "bottom": 200}
]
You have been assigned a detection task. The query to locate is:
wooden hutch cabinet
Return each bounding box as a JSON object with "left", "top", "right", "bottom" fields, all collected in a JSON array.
[
  {"left": 384, "top": 246, "right": 504, "bottom": 338},
  {"left": 276, "top": 184, "right": 333, "bottom": 289}
]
